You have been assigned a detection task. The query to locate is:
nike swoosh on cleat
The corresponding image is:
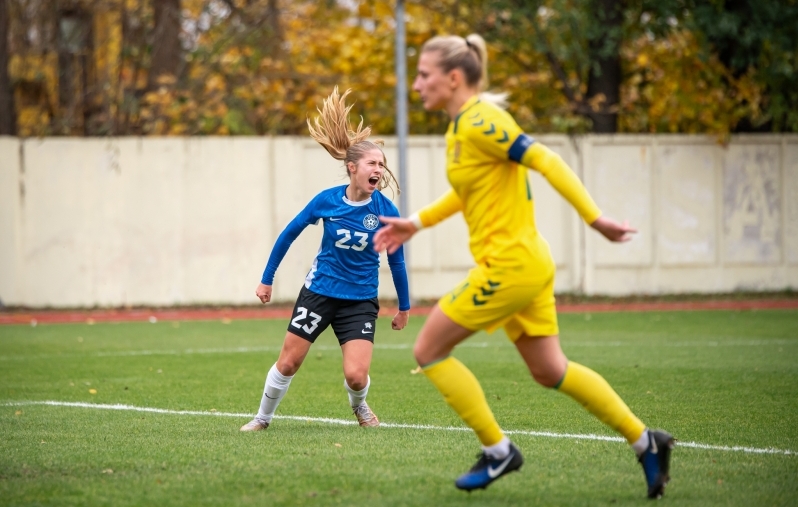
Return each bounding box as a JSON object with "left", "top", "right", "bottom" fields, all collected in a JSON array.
[{"left": 487, "top": 452, "right": 516, "bottom": 479}]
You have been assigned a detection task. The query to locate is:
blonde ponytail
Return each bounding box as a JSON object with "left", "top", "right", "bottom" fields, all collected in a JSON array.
[
  {"left": 422, "top": 34, "right": 508, "bottom": 109},
  {"left": 307, "top": 87, "right": 400, "bottom": 196}
]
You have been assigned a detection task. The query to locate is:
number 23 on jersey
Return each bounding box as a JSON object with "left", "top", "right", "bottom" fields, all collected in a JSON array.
[{"left": 334, "top": 228, "right": 368, "bottom": 251}]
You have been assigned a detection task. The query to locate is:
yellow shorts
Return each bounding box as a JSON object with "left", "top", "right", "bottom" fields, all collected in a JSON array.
[{"left": 438, "top": 263, "right": 559, "bottom": 341}]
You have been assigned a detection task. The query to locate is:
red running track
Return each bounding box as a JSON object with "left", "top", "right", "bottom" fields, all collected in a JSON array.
[{"left": 1, "top": 299, "right": 797, "bottom": 325}]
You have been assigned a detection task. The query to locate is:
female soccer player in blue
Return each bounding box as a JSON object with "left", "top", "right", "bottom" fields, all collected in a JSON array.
[
  {"left": 241, "top": 88, "right": 410, "bottom": 431},
  {"left": 373, "top": 34, "right": 674, "bottom": 498}
]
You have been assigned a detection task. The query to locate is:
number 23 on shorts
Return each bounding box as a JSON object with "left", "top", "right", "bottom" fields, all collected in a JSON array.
[{"left": 291, "top": 307, "right": 322, "bottom": 334}]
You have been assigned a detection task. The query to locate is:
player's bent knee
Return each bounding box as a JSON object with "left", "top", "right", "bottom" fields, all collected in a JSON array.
[
  {"left": 413, "top": 345, "right": 434, "bottom": 367},
  {"left": 413, "top": 339, "right": 447, "bottom": 366},
  {"left": 344, "top": 372, "right": 368, "bottom": 390},
  {"left": 346, "top": 379, "right": 368, "bottom": 391},
  {"left": 528, "top": 362, "right": 568, "bottom": 387},
  {"left": 530, "top": 366, "right": 565, "bottom": 388},
  {"left": 276, "top": 358, "right": 302, "bottom": 377}
]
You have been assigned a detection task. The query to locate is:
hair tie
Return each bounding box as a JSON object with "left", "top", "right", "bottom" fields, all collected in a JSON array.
[{"left": 464, "top": 38, "right": 481, "bottom": 64}]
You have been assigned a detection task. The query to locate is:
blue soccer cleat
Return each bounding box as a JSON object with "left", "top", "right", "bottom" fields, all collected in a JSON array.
[
  {"left": 638, "top": 429, "right": 675, "bottom": 499},
  {"left": 455, "top": 443, "right": 524, "bottom": 491}
]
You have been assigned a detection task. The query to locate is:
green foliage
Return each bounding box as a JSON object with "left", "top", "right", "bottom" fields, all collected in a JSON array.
[
  {"left": 689, "top": 0, "right": 798, "bottom": 131},
  {"left": 5, "top": 0, "right": 797, "bottom": 135},
  {"left": 620, "top": 29, "right": 764, "bottom": 134}
]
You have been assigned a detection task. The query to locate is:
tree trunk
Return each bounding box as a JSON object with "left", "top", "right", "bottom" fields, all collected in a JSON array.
[
  {"left": 266, "top": 0, "right": 282, "bottom": 50},
  {"left": 148, "top": 0, "right": 181, "bottom": 91},
  {"left": 0, "top": 0, "right": 16, "bottom": 135},
  {"left": 585, "top": 0, "right": 622, "bottom": 133},
  {"left": 57, "top": 6, "right": 92, "bottom": 135}
]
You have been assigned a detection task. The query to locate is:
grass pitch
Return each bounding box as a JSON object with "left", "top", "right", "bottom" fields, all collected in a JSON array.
[{"left": 1, "top": 309, "right": 797, "bottom": 506}]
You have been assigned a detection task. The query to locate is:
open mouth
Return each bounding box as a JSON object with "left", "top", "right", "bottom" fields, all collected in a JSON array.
[{"left": 368, "top": 176, "right": 380, "bottom": 186}]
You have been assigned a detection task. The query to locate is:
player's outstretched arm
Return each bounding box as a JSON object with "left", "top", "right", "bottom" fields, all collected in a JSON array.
[
  {"left": 256, "top": 283, "right": 273, "bottom": 304},
  {"left": 590, "top": 216, "right": 637, "bottom": 243},
  {"left": 392, "top": 310, "right": 410, "bottom": 330},
  {"left": 373, "top": 216, "right": 418, "bottom": 254}
]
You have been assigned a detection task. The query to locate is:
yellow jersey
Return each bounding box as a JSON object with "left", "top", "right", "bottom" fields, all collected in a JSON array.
[{"left": 418, "top": 95, "right": 602, "bottom": 269}]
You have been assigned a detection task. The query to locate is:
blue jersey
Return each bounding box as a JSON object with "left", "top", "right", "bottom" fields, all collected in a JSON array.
[{"left": 261, "top": 185, "right": 410, "bottom": 311}]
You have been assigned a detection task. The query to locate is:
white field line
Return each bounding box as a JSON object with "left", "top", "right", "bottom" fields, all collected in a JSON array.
[
  {"left": 1, "top": 339, "right": 794, "bottom": 362},
  {"left": 3, "top": 400, "right": 795, "bottom": 457}
]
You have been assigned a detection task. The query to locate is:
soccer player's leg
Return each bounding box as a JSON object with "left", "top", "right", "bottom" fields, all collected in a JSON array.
[
  {"left": 555, "top": 360, "right": 676, "bottom": 498},
  {"left": 508, "top": 284, "right": 674, "bottom": 498},
  {"left": 241, "top": 332, "right": 311, "bottom": 431},
  {"left": 424, "top": 267, "right": 537, "bottom": 490},
  {"left": 341, "top": 340, "right": 378, "bottom": 426},
  {"left": 333, "top": 296, "right": 380, "bottom": 427},
  {"left": 417, "top": 307, "right": 520, "bottom": 491},
  {"left": 416, "top": 306, "right": 494, "bottom": 441},
  {"left": 242, "top": 287, "right": 333, "bottom": 431}
]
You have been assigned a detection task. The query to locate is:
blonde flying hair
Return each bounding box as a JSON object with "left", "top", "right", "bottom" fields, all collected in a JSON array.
[
  {"left": 307, "top": 87, "right": 400, "bottom": 196},
  {"left": 421, "top": 33, "right": 508, "bottom": 109}
]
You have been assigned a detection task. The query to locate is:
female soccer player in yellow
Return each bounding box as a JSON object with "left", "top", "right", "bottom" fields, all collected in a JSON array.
[{"left": 373, "top": 34, "right": 674, "bottom": 498}]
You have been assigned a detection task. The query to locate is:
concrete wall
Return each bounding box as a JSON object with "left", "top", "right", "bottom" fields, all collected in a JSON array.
[{"left": 1, "top": 134, "right": 796, "bottom": 308}]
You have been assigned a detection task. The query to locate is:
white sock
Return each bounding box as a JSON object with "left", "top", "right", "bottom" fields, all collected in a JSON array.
[
  {"left": 256, "top": 363, "right": 294, "bottom": 423},
  {"left": 482, "top": 436, "right": 511, "bottom": 459},
  {"left": 632, "top": 429, "right": 650, "bottom": 456},
  {"left": 344, "top": 376, "right": 370, "bottom": 407}
]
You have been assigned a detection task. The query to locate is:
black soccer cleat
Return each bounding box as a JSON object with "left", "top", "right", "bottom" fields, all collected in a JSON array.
[
  {"left": 454, "top": 442, "right": 524, "bottom": 491},
  {"left": 638, "top": 429, "right": 675, "bottom": 499}
]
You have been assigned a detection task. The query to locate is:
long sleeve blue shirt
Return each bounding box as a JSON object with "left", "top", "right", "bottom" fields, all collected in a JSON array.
[{"left": 261, "top": 185, "right": 410, "bottom": 311}]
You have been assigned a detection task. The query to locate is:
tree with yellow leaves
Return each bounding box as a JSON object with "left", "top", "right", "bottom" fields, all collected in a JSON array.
[{"left": 2, "top": 0, "right": 794, "bottom": 137}]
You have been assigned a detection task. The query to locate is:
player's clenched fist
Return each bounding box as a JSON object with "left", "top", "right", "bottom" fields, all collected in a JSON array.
[{"left": 255, "top": 283, "right": 272, "bottom": 304}]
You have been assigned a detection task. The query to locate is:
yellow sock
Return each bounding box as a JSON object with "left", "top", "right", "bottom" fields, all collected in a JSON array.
[
  {"left": 556, "top": 361, "right": 646, "bottom": 444},
  {"left": 423, "top": 356, "right": 504, "bottom": 446}
]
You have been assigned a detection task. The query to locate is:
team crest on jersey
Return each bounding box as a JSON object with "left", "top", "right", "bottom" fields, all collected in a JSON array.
[{"left": 363, "top": 214, "right": 379, "bottom": 230}]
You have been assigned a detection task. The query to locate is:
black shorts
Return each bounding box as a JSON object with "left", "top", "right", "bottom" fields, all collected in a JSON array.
[{"left": 286, "top": 286, "right": 379, "bottom": 345}]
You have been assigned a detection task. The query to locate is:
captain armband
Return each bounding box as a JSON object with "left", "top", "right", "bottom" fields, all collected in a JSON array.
[{"left": 508, "top": 134, "right": 536, "bottom": 163}]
